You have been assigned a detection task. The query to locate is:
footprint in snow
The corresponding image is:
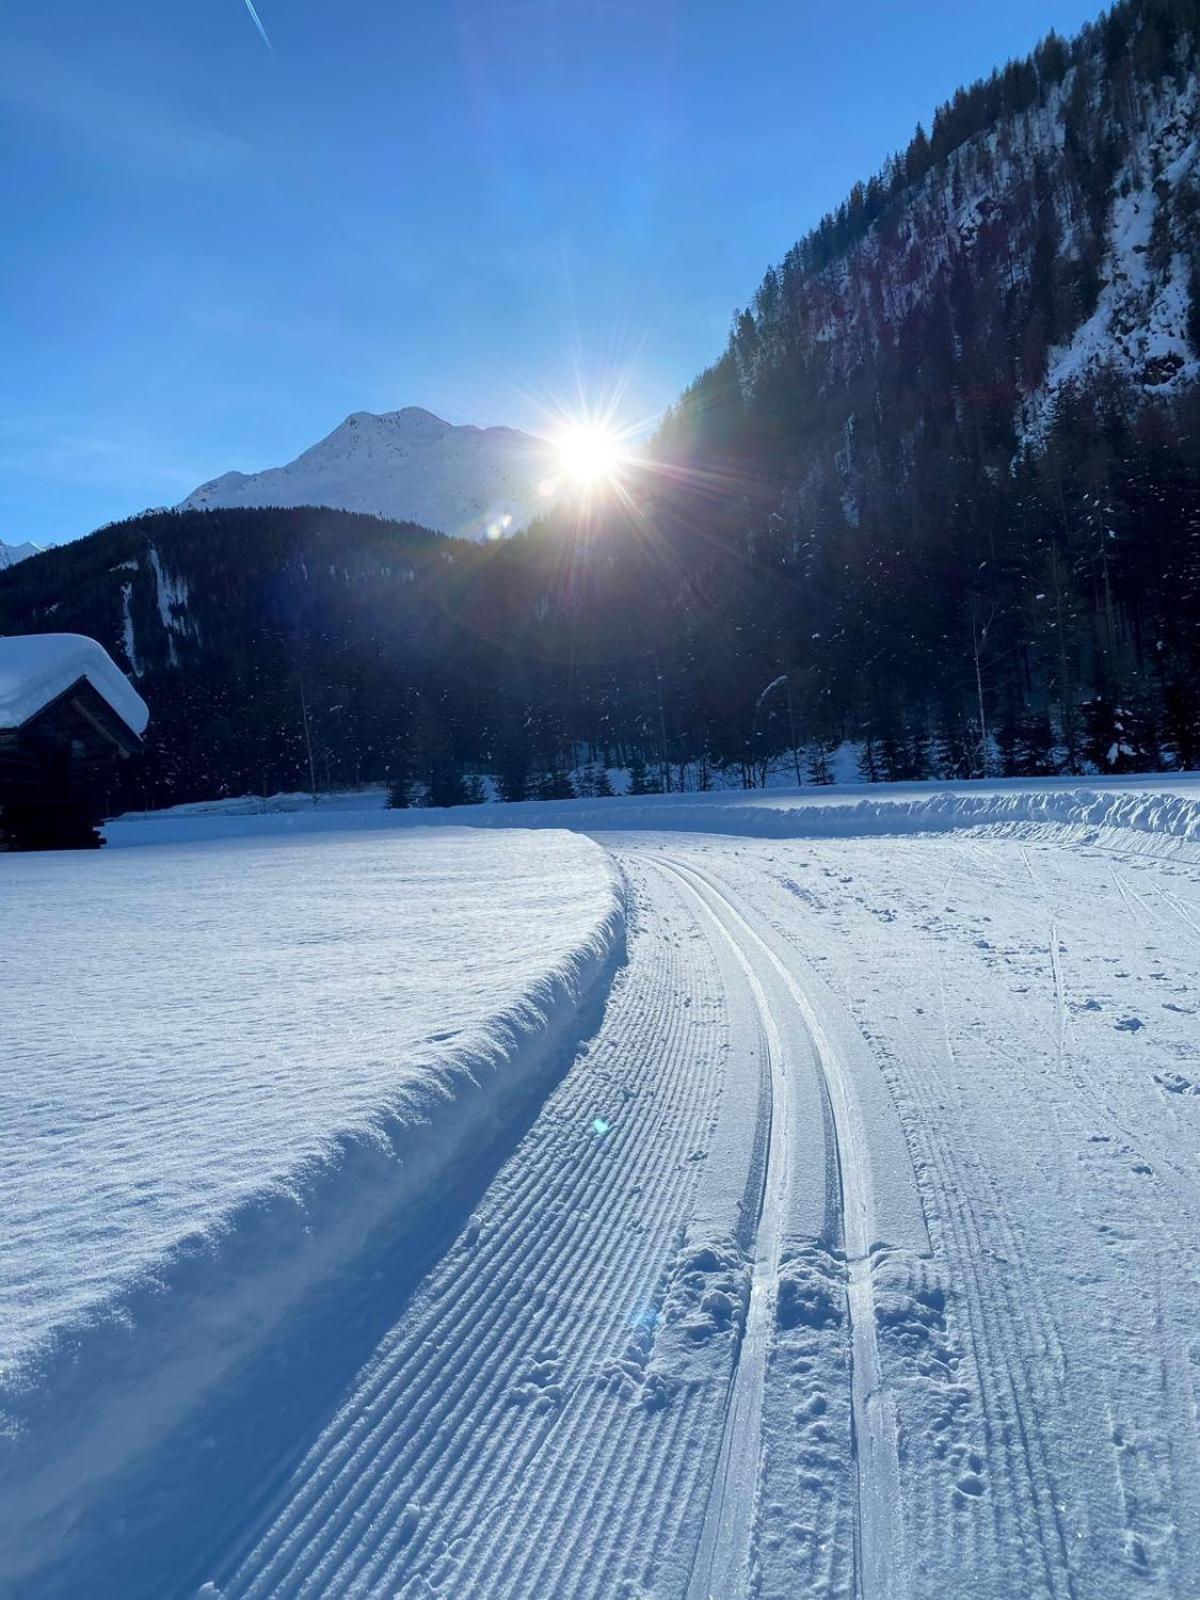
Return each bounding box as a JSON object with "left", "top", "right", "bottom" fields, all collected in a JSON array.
[{"left": 1155, "top": 1070, "right": 1199, "bottom": 1095}]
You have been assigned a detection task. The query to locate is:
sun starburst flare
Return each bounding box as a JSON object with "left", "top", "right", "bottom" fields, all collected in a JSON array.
[
  {"left": 555, "top": 423, "right": 625, "bottom": 489},
  {"left": 536, "top": 411, "right": 645, "bottom": 512}
]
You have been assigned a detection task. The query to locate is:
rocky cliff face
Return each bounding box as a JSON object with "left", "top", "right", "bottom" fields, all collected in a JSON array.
[{"left": 667, "top": 2, "right": 1200, "bottom": 531}]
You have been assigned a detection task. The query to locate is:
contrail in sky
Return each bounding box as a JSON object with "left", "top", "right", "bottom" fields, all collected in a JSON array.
[{"left": 242, "top": 0, "right": 272, "bottom": 50}]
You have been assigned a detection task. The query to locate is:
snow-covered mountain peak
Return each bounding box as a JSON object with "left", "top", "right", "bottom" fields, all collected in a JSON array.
[
  {"left": 0, "top": 539, "right": 43, "bottom": 570},
  {"left": 180, "top": 408, "right": 560, "bottom": 542},
  {"left": 343, "top": 407, "right": 448, "bottom": 435}
]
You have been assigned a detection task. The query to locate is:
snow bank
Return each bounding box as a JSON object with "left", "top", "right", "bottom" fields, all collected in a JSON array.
[
  {"left": 0, "top": 632, "right": 149, "bottom": 734},
  {"left": 565, "top": 782, "right": 1200, "bottom": 855},
  {"left": 0, "top": 826, "right": 624, "bottom": 1585},
  {"left": 114, "top": 775, "right": 1200, "bottom": 863}
]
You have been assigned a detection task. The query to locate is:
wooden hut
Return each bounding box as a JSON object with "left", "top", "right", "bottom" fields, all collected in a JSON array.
[{"left": 0, "top": 634, "right": 148, "bottom": 849}]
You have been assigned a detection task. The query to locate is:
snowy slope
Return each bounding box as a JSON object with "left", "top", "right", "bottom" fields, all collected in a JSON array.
[
  {"left": 0, "top": 539, "right": 42, "bottom": 569},
  {"left": 115, "top": 771, "right": 1200, "bottom": 856},
  {"left": 179, "top": 408, "right": 561, "bottom": 542},
  {"left": 1022, "top": 75, "right": 1200, "bottom": 443},
  {"left": 723, "top": 37, "right": 1200, "bottom": 533}
]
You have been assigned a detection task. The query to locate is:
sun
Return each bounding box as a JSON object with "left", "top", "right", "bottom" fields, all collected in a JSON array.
[{"left": 555, "top": 423, "right": 624, "bottom": 491}]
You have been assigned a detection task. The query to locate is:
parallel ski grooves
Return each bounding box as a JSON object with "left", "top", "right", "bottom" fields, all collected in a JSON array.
[{"left": 653, "top": 854, "right": 899, "bottom": 1600}]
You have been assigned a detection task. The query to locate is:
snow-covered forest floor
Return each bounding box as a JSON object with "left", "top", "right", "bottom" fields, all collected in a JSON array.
[{"left": 4, "top": 776, "right": 1200, "bottom": 1598}]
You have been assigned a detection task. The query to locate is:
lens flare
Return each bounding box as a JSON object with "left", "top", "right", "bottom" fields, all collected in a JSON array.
[{"left": 556, "top": 424, "right": 623, "bottom": 490}]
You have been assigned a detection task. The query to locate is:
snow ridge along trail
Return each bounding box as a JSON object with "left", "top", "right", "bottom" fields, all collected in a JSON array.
[
  {"left": 0, "top": 828, "right": 625, "bottom": 1596},
  {"left": 194, "top": 854, "right": 762, "bottom": 1600},
  {"left": 653, "top": 854, "right": 926, "bottom": 1600}
]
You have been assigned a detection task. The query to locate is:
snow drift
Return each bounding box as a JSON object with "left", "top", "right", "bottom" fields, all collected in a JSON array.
[{"left": 461, "top": 779, "right": 1200, "bottom": 862}]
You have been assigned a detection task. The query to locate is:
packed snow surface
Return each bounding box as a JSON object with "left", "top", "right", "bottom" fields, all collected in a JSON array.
[
  {"left": 0, "top": 632, "right": 149, "bottom": 734},
  {"left": 180, "top": 407, "right": 561, "bottom": 542},
  {"left": 5, "top": 775, "right": 1200, "bottom": 1598}
]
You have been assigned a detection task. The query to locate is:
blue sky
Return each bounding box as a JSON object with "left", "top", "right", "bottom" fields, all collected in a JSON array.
[{"left": 1, "top": 0, "right": 1103, "bottom": 545}]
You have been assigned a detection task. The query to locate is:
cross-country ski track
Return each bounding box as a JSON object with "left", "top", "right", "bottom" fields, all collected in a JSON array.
[{"left": 7, "top": 788, "right": 1200, "bottom": 1600}]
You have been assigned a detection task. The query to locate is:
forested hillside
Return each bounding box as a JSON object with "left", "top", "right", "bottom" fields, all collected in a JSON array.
[
  {"left": 654, "top": 0, "right": 1200, "bottom": 779},
  {"left": 3, "top": 0, "right": 1200, "bottom": 805},
  {"left": 0, "top": 505, "right": 716, "bottom": 806}
]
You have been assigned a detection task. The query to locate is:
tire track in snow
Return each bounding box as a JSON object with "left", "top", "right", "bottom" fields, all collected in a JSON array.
[
  {"left": 643, "top": 835, "right": 1200, "bottom": 1599},
  {"left": 1110, "top": 865, "right": 1148, "bottom": 924},
  {"left": 651, "top": 854, "right": 903, "bottom": 1600},
  {"left": 1049, "top": 914, "right": 1070, "bottom": 1076},
  {"left": 745, "top": 839, "right": 1078, "bottom": 1595},
  {"left": 650, "top": 863, "right": 791, "bottom": 1600}
]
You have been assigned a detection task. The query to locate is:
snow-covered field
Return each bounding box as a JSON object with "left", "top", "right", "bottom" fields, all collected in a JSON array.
[
  {"left": 4, "top": 776, "right": 1200, "bottom": 1598},
  {"left": 0, "top": 826, "right": 622, "bottom": 1590}
]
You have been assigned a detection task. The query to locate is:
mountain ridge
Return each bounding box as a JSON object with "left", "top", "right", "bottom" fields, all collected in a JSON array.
[
  {"left": 180, "top": 407, "right": 560, "bottom": 543},
  {"left": 0, "top": 540, "right": 43, "bottom": 570}
]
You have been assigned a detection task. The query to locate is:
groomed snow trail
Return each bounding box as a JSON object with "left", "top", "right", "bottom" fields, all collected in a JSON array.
[
  {"left": 0, "top": 828, "right": 623, "bottom": 1594},
  {"left": 188, "top": 855, "right": 762, "bottom": 1600},
  {"left": 654, "top": 855, "right": 909, "bottom": 1600},
  {"left": 12, "top": 799, "right": 1200, "bottom": 1599},
  {"left": 656, "top": 828, "right": 1200, "bottom": 1600},
  {"left": 182, "top": 842, "right": 929, "bottom": 1600}
]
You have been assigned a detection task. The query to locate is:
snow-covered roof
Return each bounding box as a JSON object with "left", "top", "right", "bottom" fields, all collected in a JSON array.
[{"left": 0, "top": 633, "right": 149, "bottom": 736}]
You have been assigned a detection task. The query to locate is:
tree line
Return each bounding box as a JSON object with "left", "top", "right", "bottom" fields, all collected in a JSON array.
[{"left": 2, "top": 0, "right": 1199, "bottom": 806}]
